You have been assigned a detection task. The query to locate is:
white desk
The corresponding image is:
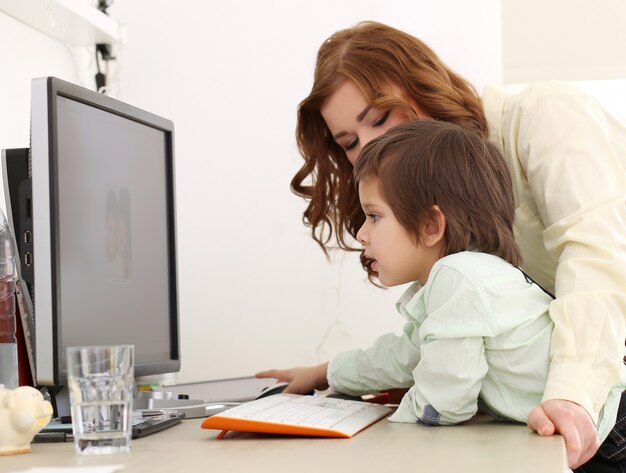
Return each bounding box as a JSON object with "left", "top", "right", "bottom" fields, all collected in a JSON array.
[{"left": 2, "top": 416, "right": 567, "bottom": 473}]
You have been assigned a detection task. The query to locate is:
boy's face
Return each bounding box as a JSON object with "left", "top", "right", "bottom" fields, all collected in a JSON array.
[{"left": 356, "top": 177, "right": 440, "bottom": 286}]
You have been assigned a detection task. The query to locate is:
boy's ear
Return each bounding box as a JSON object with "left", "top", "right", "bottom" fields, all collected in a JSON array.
[{"left": 421, "top": 205, "right": 446, "bottom": 247}]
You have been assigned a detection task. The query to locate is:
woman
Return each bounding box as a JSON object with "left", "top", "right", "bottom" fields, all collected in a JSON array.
[{"left": 258, "top": 21, "right": 626, "bottom": 468}]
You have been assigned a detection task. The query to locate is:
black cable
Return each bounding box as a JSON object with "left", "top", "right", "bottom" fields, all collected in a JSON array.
[
  {"left": 95, "top": 47, "right": 101, "bottom": 74},
  {"left": 94, "top": 0, "right": 114, "bottom": 93},
  {"left": 519, "top": 268, "right": 555, "bottom": 300},
  {"left": 97, "top": 0, "right": 113, "bottom": 14},
  {"left": 95, "top": 47, "right": 105, "bottom": 92}
]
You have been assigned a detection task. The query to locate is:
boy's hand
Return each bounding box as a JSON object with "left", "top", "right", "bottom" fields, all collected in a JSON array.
[
  {"left": 528, "top": 399, "right": 599, "bottom": 468},
  {"left": 256, "top": 363, "right": 329, "bottom": 394}
]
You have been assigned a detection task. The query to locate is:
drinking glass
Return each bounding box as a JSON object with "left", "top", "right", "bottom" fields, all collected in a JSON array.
[{"left": 66, "top": 345, "right": 134, "bottom": 455}]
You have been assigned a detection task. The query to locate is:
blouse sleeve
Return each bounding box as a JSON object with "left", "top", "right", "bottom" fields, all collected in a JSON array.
[{"left": 516, "top": 86, "right": 626, "bottom": 422}]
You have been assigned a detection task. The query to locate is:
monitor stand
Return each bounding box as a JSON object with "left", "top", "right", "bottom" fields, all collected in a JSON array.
[
  {"left": 134, "top": 391, "right": 212, "bottom": 418},
  {"left": 39, "top": 384, "right": 213, "bottom": 420}
]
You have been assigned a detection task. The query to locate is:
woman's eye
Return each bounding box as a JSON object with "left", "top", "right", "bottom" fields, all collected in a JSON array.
[
  {"left": 344, "top": 139, "right": 358, "bottom": 151},
  {"left": 372, "top": 111, "right": 390, "bottom": 127},
  {"left": 367, "top": 213, "right": 380, "bottom": 223}
]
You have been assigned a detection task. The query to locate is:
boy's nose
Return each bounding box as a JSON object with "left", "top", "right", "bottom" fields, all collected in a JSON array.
[{"left": 356, "top": 224, "right": 367, "bottom": 244}]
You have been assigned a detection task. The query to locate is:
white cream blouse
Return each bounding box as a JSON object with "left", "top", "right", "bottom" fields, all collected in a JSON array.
[{"left": 483, "top": 82, "right": 626, "bottom": 422}]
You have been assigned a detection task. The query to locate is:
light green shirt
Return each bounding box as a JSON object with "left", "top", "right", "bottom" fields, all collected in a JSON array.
[{"left": 328, "top": 251, "right": 624, "bottom": 441}]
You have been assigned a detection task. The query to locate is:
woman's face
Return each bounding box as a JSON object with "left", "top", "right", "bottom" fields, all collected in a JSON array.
[{"left": 321, "top": 81, "right": 424, "bottom": 165}]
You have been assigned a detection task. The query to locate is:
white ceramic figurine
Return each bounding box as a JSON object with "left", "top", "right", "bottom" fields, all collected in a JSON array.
[{"left": 0, "top": 385, "right": 53, "bottom": 455}]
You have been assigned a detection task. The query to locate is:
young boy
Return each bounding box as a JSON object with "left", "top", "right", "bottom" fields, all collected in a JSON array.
[
  {"left": 260, "top": 120, "right": 626, "bottom": 472},
  {"left": 348, "top": 118, "right": 558, "bottom": 426}
]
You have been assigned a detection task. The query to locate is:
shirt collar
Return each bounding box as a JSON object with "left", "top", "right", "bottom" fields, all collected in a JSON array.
[{"left": 395, "top": 281, "right": 427, "bottom": 323}]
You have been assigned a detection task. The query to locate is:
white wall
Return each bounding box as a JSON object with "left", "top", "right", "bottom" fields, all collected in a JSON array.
[
  {"left": 106, "top": 0, "right": 502, "bottom": 383},
  {"left": 502, "top": 0, "right": 626, "bottom": 83},
  {"left": 0, "top": 10, "right": 96, "bottom": 197}
]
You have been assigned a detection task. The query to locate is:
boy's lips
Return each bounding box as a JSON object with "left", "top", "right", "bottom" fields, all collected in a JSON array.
[{"left": 365, "top": 255, "right": 378, "bottom": 270}]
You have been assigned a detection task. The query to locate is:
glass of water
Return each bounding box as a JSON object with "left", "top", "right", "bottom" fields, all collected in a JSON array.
[{"left": 66, "top": 345, "right": 134, "bottom": 455}]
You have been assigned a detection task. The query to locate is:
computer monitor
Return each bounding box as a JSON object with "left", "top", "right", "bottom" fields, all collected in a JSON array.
[{"left": 2, "top": 77, "right": 180, "bottom": 410}]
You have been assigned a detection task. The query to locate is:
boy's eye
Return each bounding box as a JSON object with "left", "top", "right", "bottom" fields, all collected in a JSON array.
[{"left": 372, "top": 111, "right": 390, "bottom": 127}]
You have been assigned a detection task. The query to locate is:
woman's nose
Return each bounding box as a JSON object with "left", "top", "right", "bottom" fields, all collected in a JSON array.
[{"left": 361, "top": 128, "right": 386, "bottom": 149}]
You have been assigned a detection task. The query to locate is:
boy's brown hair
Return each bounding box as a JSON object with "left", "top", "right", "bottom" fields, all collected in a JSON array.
[{"left": 353, "top": 119, "right": 522, "bottom": 267}]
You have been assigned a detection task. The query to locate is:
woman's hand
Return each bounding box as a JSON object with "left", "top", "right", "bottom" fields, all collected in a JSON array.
[
  {"left": 528, "top": 399, "right": 600, "bottom": 469},
  {"left": 255, "top": 363, "right": 330, "bottom": 394}
]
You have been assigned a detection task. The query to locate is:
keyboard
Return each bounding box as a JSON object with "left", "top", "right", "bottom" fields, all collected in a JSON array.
[{"left": 201, "top": 393, "right": 392, "bottom": 438}]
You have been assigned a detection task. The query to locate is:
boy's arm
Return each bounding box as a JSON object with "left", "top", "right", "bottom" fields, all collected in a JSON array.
[
  {"left": 327, "top": 321, "right": 422, "bottom": 396},
  {"left": 389, "top": 262, "right": 497, "bottom": 425},
  {"left": 256, "top": 323, "right": 420, "bottom": 397},
  {"left": 256, "top": 363, "right": 329, "bottom": 394},
  {"left": 389, "top": 335, "right": 487, "bottom": 425}
]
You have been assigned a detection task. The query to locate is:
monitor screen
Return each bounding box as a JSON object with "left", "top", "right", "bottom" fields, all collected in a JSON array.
[{"left": 23, "top": 77, "right": 180, "bottom": 387}]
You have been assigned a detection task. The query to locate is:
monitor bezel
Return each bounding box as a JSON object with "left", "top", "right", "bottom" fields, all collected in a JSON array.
[{"left": 30, "top": 76, "right": 180, "bottom": 385}]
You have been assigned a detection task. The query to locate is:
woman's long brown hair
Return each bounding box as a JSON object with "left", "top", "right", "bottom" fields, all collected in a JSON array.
[{"left": 292, "top": 21, "right": 488, "bottom": 277}]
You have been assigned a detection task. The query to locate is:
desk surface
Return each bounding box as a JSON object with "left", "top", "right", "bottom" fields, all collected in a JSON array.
[{"left": 3, "top": 416, "right": 567, "bottom": 473}]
